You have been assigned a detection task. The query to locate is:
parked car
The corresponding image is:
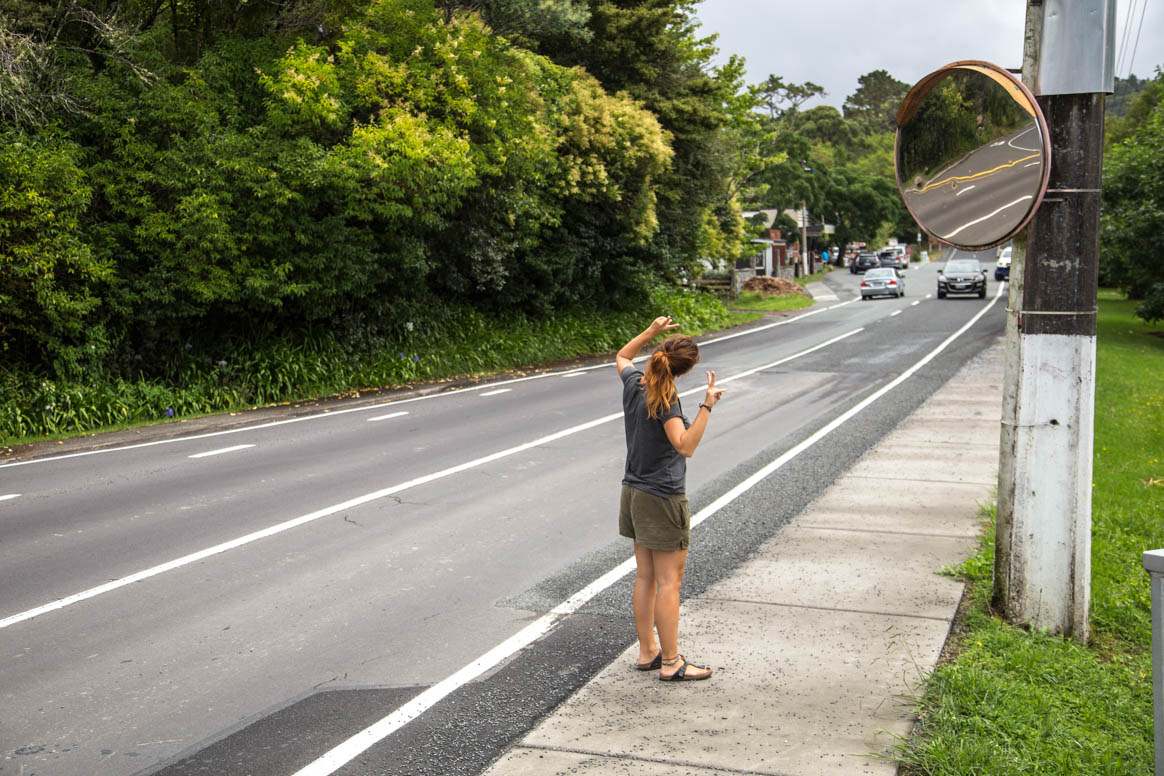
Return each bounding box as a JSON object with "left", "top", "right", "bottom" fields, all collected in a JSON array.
[
  {"left": 877, "top": 250, "right": 907, "bottom": 271},
  {"left": 995, "top": 246, "right": 1012, "bottom": 281},
  {"left": 861, "top": 268, "right": 905, "bottom": 299},
  {"left": 850, "top": 252, "right": 880, "bottom": 274},
  {"left": 938, "top": 259, "right": 987, "bottom": 298}
]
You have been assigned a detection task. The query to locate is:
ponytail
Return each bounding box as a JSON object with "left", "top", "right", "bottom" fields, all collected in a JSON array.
[{"left": 642, "top": 335, "right": 699, "bottom": 419}]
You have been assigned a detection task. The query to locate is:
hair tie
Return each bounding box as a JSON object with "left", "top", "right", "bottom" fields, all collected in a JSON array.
[{"left": 655, "top": 350, "right": 671, "bottom": 374}]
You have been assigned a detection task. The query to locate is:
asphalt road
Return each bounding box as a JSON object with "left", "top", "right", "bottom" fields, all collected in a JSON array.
[
  {"left": 0, "top": 260, "right": 1006, "bottom": 776},
  {"left": 904, "top": 123, "right": 1044, "bottom": 245}
]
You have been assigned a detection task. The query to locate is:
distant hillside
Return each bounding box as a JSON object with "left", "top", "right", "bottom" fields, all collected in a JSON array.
[{"left": 1108, "top": 73, "right": 1155, "bottom": 118}]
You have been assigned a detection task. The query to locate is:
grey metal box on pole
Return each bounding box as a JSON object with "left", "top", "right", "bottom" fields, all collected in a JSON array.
[{"left": 1144, "top": 549, "right": 1164, "bottom": 776}]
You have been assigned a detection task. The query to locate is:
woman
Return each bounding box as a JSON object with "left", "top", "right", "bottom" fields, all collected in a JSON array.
[{"left": 615, "top": 315, "right": 724, "bottom": 681}]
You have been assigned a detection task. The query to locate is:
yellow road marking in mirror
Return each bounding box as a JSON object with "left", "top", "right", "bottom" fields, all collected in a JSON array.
[{"left": 912, "top": 153, "right": 1040, "bottom": 194}]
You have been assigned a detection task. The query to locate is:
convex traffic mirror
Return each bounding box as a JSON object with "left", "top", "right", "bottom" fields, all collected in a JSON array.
[{"left": 895, "top": 61, "right": 1051, "bottom": 251}]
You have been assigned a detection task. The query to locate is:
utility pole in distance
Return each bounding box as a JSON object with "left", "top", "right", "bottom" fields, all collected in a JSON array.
[{"left": 994, "top": 0, "right": 1115, "bottom": 641}]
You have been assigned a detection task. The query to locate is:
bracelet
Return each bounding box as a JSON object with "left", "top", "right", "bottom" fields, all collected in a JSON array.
[{"left": 699, "top": 403, "right": 712, "bottom": 413}]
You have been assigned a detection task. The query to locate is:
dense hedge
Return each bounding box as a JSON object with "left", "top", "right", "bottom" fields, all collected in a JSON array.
[{"left": 1, "top": 0, "right": 747, "bottom": 386}]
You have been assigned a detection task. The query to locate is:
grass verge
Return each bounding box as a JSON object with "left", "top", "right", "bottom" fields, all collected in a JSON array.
[
  {"left": 894, "top": 295, "right": 1163, "bottom": 775},
  {"left": 729, "top": 291, "right": 815, "bottom": 312}
]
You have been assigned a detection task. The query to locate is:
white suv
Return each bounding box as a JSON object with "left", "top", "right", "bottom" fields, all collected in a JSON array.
[{"left": 995, "top": 247, "right": 1012, "bottom": 281}]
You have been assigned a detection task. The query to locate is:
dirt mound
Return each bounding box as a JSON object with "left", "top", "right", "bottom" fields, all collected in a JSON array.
[{"left": 740, "top": 275, "right": 807, "bottom": 297}]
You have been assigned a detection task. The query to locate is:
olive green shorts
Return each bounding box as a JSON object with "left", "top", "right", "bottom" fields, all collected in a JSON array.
[{"left": 619, "top": 484, "right": 691, "bottom": 551}]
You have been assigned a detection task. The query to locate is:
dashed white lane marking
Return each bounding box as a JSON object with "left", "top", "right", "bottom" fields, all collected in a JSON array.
[
  {"left": 0, "top": 331, "right": 865, "bottom": 633},
  {"left": 187, "top": 445, "right": 255, "bottom": 459},
  {"left": 920, "top": 297, "right": 929, "bottom": 302},
  {"left": 0, "top": 494, "right": 20, "bottom": 502},
  {"left": 367, "top": 412, "right": 409, "bottom": 423},
  {"left": 890, "top": 310, "right": 903, "bottom": 317},
  {"left": 288, "top": 281, "right": 1008, "bottom": 776},
  {"left": 480, "top": 389, "right": 512, "bottom": 397}
]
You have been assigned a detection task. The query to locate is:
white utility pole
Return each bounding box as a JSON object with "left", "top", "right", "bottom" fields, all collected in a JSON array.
[{"left": 994, "top": 0, "right": 1115, "bottom": 641}]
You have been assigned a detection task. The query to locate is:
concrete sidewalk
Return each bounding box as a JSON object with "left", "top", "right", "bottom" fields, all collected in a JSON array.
[{"left": 483, "top": 341, "right": 1005, "bottom": 776}]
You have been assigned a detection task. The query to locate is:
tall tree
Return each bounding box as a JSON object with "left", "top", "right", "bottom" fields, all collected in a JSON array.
[
  {"left": 533, "top": 0, "right": 749, "bottom": 273},
  {"left": 843, "top": 68, "right": 908, "bottom": 133},
  {"left": 1101, "top": 89, "right": 1164, "bottom": 322}
]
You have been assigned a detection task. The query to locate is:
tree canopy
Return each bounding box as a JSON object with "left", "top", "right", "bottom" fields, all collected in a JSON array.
[{"left": 1101, "top": 70, "right": 1164, "bottom": 323}]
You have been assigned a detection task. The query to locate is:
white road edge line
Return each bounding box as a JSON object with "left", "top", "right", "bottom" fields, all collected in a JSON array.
[
  {"left": 287, "top": 285, "right": 1005, "bottom": 776},
  {"left": 0, "top": 302, "right": 855, "bottom": 471},
  {"left": 367, "top": 412, "right": 409, "bottom": 423},
  {"left": 0, "top": 330, "right": 864, "bottom": 633},
  {"left": 0, "top": 494, "right": 20, "bottom": 501},
  {"left": 187, "top": 445, "right": 255, "bottom": 459},
  {"left": 479, "top": 389, "right": 512, "bottom": 397}
]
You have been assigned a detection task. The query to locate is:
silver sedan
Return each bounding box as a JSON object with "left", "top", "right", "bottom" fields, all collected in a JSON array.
[{"left": 860, "top": 268, "right": 905, "bottom": 299}]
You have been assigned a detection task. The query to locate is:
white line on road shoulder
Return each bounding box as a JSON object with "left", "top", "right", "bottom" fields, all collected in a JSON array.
[
  {"left": 480, "top": 389, "right": 512, "bottom": 397},
  {"left": 367, "top": 412, "right": 409, "bottom": 423},
  {"left": 288, "top": 280, "right": 1007, "bottom": 776},
  {"left": 187, "top": 445, "right": 255, "bottom": 459},
  {"left": 0, "top": 494, "right": 20, "bottom": 501}
]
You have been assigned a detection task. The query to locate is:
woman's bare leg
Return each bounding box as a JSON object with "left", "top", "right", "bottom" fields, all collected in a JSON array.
[
  {"left": 652, "top": 548, "right": 711, "bottom": 679},
  {"left": 632, "top": 543, "right": 659, "bottom": 664}
]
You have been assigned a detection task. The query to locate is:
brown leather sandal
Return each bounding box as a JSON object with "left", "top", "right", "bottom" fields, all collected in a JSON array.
[
  {"left": 659, "top": 654, "right": 712, "bottom": 681},
  {"left": 635, "top": 652, "right": 663, "bottom": 671}
]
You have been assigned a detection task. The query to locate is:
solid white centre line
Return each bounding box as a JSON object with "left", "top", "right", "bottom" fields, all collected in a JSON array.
[
  {"left": 187, "top": 445, "right": 255, "bottom": 459},
  {"left": 0, "top": 494, "right": 20, "bottom": 502},
  {"left": 890, "top": 310, "right": 903, "bottom": 317},
  {"left": 0, "top": 332, "right": 864, "bottom": 633},
  {"left": 288, "top": 282, "right": 1007, "bottom": 776},
  {"left": 945, "top": 196, "right": 1033, "bottom": 239},
  {"left": 480, "top": 389, "right": 512, "bottom": 397},
  {"left": 367, "top": 412, "right": 409, "bottom": 423}
]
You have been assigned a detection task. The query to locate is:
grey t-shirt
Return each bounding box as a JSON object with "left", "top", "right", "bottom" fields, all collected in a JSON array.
[{"left": 620, "top": 365, "right": 689, "bottom": 497}]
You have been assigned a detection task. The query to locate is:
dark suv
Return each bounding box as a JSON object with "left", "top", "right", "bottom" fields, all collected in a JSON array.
[
  {"left": 850, "top": 252, "right": 880, "bottom": 274},
  {"left": 937, "top": 259, "right": 987, "bottom": 298}
]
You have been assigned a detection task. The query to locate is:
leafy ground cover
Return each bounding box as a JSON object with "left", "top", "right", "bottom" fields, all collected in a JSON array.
[
  {"left": 0, "top": 287, "right": 761, "bottom": 447},
  {"left": 895, "top": 295, "right": 1164, "bottom": 775}
]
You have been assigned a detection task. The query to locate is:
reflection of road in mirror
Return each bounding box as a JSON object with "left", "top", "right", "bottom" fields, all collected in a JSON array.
[{"left": 903, "top": 123, "right": 1044, "bottom": 246}]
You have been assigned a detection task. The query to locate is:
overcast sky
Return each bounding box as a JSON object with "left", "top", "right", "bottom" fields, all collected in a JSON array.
[{"left": 694, "top": 0, "right": 1164, "bottom": 110}]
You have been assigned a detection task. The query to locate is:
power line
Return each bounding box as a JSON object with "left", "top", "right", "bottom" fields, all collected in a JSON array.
[
  {"left": 1126, "top": 0, "right": 1149, "bottom": 79},
  {"left": 1115, "top": 0, "right": 1139, "bottom": 77}
]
